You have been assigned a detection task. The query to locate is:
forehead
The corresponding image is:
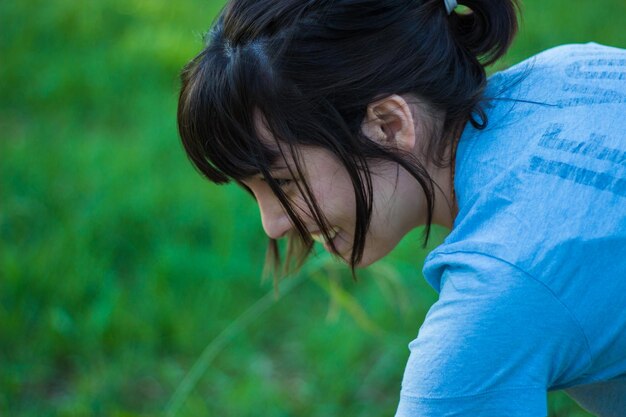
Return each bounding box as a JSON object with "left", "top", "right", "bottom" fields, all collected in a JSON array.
[{"left": 253, "top": 110, "right": 336, "bottom": 171}]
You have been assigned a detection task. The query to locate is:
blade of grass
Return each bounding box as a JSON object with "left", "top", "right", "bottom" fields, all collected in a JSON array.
[
  {"left": 164, "top": 254, "right": 334, "bottom": 417},
  {"left": 311, "top": 267, "right": 383, "bottom": 337}
]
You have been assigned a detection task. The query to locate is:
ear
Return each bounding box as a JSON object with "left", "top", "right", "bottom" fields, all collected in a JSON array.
[{"left": 361, "top": 94, "right": 416, "bottom": 152}]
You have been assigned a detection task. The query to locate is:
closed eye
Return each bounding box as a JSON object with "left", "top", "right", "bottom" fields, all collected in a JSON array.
[
  {"left": 273, "top": 178, "right": 293, "bottom": 187},
  {"left": 257, "top": 165, "right": 299, "bottom": 189}
]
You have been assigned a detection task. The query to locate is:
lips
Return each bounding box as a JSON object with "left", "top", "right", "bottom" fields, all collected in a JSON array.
[{"left": 310, "top": 226, "right": 339, "bottom": 245}]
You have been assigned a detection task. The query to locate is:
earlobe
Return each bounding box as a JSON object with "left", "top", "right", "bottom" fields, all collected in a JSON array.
[{"left": 361, "top": 94, "right": 416, "bottom": 152}]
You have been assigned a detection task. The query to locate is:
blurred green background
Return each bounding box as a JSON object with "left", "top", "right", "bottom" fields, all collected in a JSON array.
[{"left": 1, "top": 1, "right": 624, "bottom": 416}]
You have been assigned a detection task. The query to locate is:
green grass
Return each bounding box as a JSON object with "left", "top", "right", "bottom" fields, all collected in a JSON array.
[{"left": 1, "top": 0, "right": 624, "bottom": 416}]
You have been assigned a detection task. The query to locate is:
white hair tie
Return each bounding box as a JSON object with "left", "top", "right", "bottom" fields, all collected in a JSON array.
[{"left": 444, "top": 0, "right": 457, "bottom": 14}]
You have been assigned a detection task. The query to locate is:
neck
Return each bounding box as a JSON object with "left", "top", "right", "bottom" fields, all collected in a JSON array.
[
  {"left": 430, "top": 123, "right": 463, "bottom": 229},
  {"left": 430, "top": 162, "right": 457, "bottom": 229}
]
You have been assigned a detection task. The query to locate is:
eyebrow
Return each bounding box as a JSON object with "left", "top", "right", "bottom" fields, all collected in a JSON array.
[
  {"left": 270, "top": 165, "right": 290, "bottom": 173},
  {"left": 245, "top": 165, "right": 290, "bottom": 182}
]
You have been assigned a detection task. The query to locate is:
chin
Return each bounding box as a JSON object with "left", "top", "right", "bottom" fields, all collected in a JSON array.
[
  {"left": 344, "top": 250, "right": 387, "bottom": 269},
  {"left": 356, "top": 244, "right": 398, "bottom": 268},
  {"left": 330, "top": 241, "right": 393, "bottom": 268}
]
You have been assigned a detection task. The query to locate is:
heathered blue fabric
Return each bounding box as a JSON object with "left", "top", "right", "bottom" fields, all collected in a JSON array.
[{"left": 396, "top": 43, "right": 626, "bottom": 416}]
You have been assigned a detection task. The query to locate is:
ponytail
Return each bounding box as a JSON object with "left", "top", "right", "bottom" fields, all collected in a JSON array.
[{"left": 449, "top": 0, "right": 520, "bottom": 65}]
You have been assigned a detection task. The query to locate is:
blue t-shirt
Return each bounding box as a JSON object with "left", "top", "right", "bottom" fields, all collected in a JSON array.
[{"left": 396, "top": 43, "right": 626, "bottom": 416}]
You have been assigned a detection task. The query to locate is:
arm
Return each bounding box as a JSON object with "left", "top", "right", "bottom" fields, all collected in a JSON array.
[
  {"left": 566, "top": 378, "right": 626, "bottom": 417},
  {"left": 396, "top": 253, "right": 591, "bottom": 416}
]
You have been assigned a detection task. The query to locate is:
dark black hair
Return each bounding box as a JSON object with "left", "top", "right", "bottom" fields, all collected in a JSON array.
[{"left": 177, "top": 0, "right": 519, "bottom": 276}]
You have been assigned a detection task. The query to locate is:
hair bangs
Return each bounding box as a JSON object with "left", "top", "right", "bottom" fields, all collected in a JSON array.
[{"left": 177, "top": 36, "right": 280, "bottom": 184}]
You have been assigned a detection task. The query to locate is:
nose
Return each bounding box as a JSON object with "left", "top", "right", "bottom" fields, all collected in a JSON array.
[{"left": 258, "top": 195, "right": 292, "bottom": 239}]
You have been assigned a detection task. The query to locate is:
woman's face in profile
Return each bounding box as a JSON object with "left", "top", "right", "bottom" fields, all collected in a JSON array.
[{"left": 242, "top": 144, "right": 427, "bottom": 267}]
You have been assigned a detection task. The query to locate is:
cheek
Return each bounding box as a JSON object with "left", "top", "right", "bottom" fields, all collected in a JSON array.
[
  {"left": 314, "top": 179, "right": 355, "bottom": 223},
  {"left": 286, "top": 187, "right": 326, "bottom": 228},
  {"left": 303, "top": 157, "right": 356, "bottom": 226}
]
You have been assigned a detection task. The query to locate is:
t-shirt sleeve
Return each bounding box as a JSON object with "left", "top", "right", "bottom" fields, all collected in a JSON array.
[{"left": 395, "top": 252, "right": 592, "bottom": 417}]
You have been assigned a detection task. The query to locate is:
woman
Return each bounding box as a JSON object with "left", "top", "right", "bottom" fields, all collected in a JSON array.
[{"left": 177, "top": 0, "right": 626, "bottom": 415}]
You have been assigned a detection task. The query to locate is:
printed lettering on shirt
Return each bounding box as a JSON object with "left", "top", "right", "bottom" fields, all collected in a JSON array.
[
  {"left": 557, "top": 83, "right": 626, "bottom": 108},
  {"left": 529, "top": 156, "right": 626, "bottom": 198},
  {"left": 565, "top": 59, "right": 626, "bottom": 81},
  {"left": 538, "top": 124, "right": 626, "bottom": 167}
]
